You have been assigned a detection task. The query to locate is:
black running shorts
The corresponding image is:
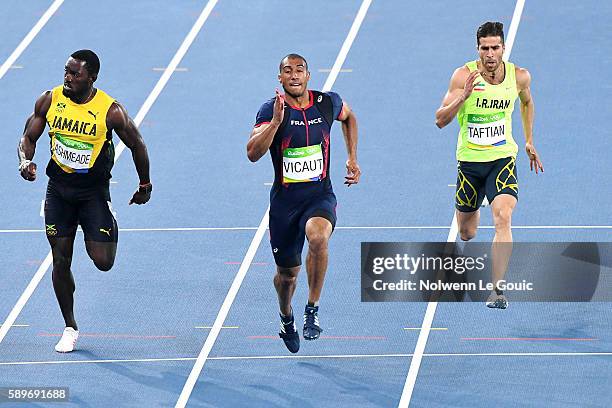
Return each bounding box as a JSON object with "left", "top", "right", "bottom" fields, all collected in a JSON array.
[
  {"left": 44, "top": 179, "right": 118, "bottom": 243},
  {"left": 455, "top": 156, "right": 518, "bottom": 212}
]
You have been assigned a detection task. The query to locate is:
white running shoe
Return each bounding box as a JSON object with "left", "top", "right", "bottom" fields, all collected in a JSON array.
[{"left": 55, "top": 327, "right": 79, "bottom": 353}]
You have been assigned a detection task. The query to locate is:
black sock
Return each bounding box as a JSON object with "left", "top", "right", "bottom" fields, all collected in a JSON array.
[{"left": 280, "top": 312, "right": 293, "bottom": 324}]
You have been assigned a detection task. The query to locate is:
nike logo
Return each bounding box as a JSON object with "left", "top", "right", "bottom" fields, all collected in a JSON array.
[
  {"left": 88, "top": 110, "right": 98, "bottom": 120},
  {"left": 99, "top": 228, "right": 111, "bottom": 237}
]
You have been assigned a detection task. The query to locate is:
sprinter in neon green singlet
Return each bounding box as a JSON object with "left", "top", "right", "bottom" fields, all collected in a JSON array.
[{"left": 435, "top": 22, "right": 543, "bottom": 308}]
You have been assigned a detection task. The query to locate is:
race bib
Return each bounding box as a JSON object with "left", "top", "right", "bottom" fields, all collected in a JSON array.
[
  {"left": 467, "top": 112, "right": 506, "bottom": 148},
  {"left": 282, "top": 144, "right": 324, "bottom": 183},
  {"left": 52, "top": 133, "right": 93, "bottom": 171}
]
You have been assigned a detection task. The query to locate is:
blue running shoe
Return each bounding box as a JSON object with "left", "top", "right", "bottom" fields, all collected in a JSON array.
[
  {"left": 303, "top": 305, "right": 323, "bottom": 340},
  {"left": 486, "top": 292, "right": 508, "bottom": 309},
  {"left": 279, "top": 312, "right": 300, "bottom": 353}
]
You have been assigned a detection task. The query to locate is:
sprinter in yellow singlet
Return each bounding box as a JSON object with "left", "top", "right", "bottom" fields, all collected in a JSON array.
[
  {"left": 435, "top": 22, "right": 543, "bottom": 308},
  {"left": 17, "top": 50, "right": 152, "bottom": 352}
]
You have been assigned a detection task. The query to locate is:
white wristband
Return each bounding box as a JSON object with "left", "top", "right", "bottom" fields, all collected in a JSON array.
[{"left": 19, "top": 160, "right": 31, "bottom": 171}]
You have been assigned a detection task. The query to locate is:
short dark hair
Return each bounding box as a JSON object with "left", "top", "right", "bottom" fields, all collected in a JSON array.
[
  {"left": 279, "top": 53, "right": 308, "bottom": 72},
  {"left": 476, "top": 22, "right": 505, "bottom": 46},
  {"left": 70, "top": 49, "right": 100, "bottom": 77}
]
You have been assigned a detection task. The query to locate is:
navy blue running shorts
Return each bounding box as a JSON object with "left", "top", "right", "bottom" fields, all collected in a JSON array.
[{"left": 269, "top": 191, "right": 337, "bottom": 268}]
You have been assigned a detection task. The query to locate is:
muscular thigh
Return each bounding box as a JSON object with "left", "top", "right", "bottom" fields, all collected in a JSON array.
[
  {"left": 484, "top": 156, "right": 518, "bottom": 204},
  {"left": 269, "top": 199, "right": 306, "bottom": 268},
  {"left": 455, "top": 161, "right": 486, "bottom": 212},
  {"left": 76, "top": 183, "right": 117, "bottom": 243},
  {"left": 299, "top": 192, "right": 337, "bottom": 234},
  {"left": 44, "top": 180, "right": 78, "bottom": 239},
  {"left": 269, "top": 191, "right": 337, "bottom": 267}
]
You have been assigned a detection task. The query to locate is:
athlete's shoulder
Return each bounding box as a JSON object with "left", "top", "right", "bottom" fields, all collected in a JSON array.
[
  {"left": 35, "top": 89, "right": 53, "bottom": 115},
  {"left": 46, "top": 85, "right": 62, "bottom": 102},
  {"left": 319, "top": 91, "right": 344, "bottom": 121},
  {"left": 309, "top": 90, "right": 343, "bottom": 122},
  {"left": 254, "top": 97, "right": 275, "bottom": 126},
  {"left": 108, "top": 100, "right": 126, "bottom": 113},
  {"left": 259, "top": 97, "right": 275, "bottom": 110},
  {"left": 105, "top": 101, "right": 130, "bottom": 129},
  {"left": 514, "top": 64, "right": 530, "bottom": 79},
  {"left": 453, "top": 64, "right": 472, "bottom": 77},
  {"left": 462, "top": 61, "right": 476, "bottom": 71},
  {"left": 310, "top": 89, "right": 338, "bottom": 99},
  {"left": 513, "top": 65, "right": 531, "bottom": 89},
  {"left": 95, "top": 88, "right": 116, "bottom": 101},
  {"left": 322, "top": 91, "right": 342, "bottom": 104},
  {"left": 40, "top": 89, "right": 54, "bottom": 100},
  {"left": 449, "top": 65, "right": 471, "bottom": 89},
  {"left": 463, "top": 60, "right": 479, "bottom": 71}
]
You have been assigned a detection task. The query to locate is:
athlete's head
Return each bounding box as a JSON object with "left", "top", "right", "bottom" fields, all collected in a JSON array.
[
  {"left": 63, "top": 49, "right": 99, "bottom": 99},
  {"left": 476, "top": 22, "right": 505, "bottom": 73},
  {"left": 278, "top": 53, "right": 310, "bottom": 98}
]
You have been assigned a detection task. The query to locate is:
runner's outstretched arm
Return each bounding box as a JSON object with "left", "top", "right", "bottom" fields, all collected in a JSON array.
[
  {"left": 338, "top": 102, "right": 360, "bottom": 186},
  {"left": 107, "top": 102, "right": 152, "bottom": 204},
  {"left": 18, "top": 91, "right": 52, "bottom": 181},
  {"left": 516, "top": 67, "right": 543, "bottom": 173}
]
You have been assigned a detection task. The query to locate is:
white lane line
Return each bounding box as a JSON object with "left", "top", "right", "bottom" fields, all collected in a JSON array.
[
  {"left": 337, "top": 225, "right": 612, "bottom": 230},
  {"left": 398, "top": 2, "right": 526, "bottom": 405},
  {"left": 321, "top": 1, "right": 371, "bottom": 94},
  {"left": 3, "top": 351, "right": 612, "bottom": 367},
  {"left": 175, "top": 211, "right": 269, "bottom": 407},
  {"left": 318, "top": 68, "right": 353, "bottom": 73},
  {"left": 175, "top": 1, "right": 372, "bottom": 407},
  {"left": 2, "top": 225, "right": 611, "bottom": 234},
  {"left": 0, "top": 230, "right": 44, "bottom": 233},
  {"left": 0, "top": 357, "right": 197, "bottom": 366},
  {"left": 152, "top": 67, "right": 188, "bottom": 72},
  {"left": 39, "top": 199, "right": 45, "bottom": 217},
  {"left": 194, "top": 326, "right": 239, "bottom": 329},
  {"left": 116, "top": 227, "right": 257, "bottom": 231},
  {"left": 504, "top": 0, "right": 526, "bottom": 60},
  {"left": 402, "top": 212, "right": 460, "bottom": 408},
  {"left": 425, "top": 352, "right": 612, "bottom": 357},
  {"left": 0, "top": 0, "right": 64, "bottom": 81},
  {"left": 0, "top": 253, "right": 53, "bottom": 344},
  {"left": 403, "top": 328, "right": 447, "bottom": 331},
  {"left": 0, "top": 0, "right": 218, "bottom": 346},
  {"left": 115, "top": 0, "right": 219, "bottom": 157}
]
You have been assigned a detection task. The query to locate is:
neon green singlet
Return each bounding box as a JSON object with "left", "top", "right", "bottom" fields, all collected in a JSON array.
[{"left": 456, "top": 60, "right": 519, "bottom": 162}]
